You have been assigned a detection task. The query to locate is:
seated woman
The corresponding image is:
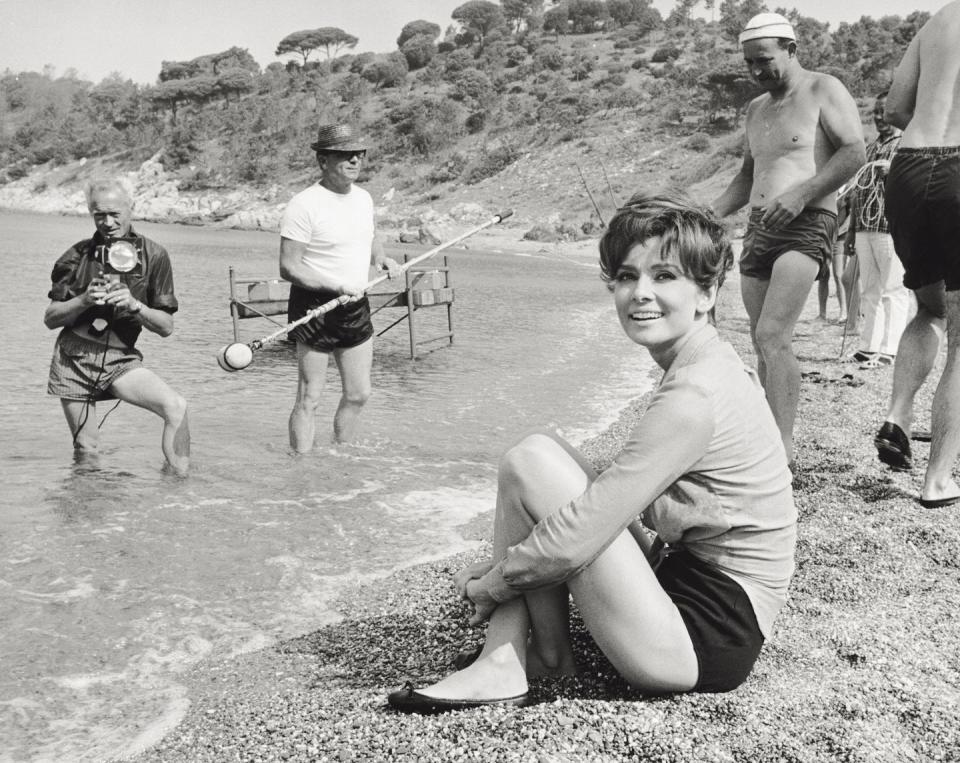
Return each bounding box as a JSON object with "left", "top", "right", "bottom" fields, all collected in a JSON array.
[{"left": 388, "top": 193, "right": 797, "bottom": 713}]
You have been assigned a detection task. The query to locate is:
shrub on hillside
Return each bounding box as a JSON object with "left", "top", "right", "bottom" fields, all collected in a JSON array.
[
  {"left": 361, "top": 54, "right": 409, "bottom": 89},
  {"left": 465, "top": 110, "right": 486, "bottom": 133},
  {"left": 597, "top": 72, "right": 626, "bottom": 88},
  {"left": 333, "top": 73, "right": 369, "bottom": 102},
  {"left": 443, "top": 48, "right": 476, "bottom": 76},
  {"left": 602, "top": 86, "right": 645, "bottom": 109},
  {"left": 428, "top": 153, "right": 469, "bottom": 183},
  {"left": 505, "top": 45, "right": 528, "bottom": 67},
  {"left": 464, "top": 144, "right": 521, "bottom": 184},
  {"left": 685, "top": 132, "right": 711, "bottom": 152},
  {"left": 569, "top": 52, "right": 595, "bottom": 81},
  {"left": 651, "top": 45, "right": 681, "bottom": 63},
  {"left": 401, "top": 34, "right": 437, "bottom": 70},
  {"left": 348, "top": 52, "right": 377, "bottom": 74},
  {"left": 534, "top": 45, "right": 564, "bottom": 72},
  {"left": 386, "top": 96, "right": 465, "bottom": 156},
  {"left": 451, "top": 68, "right": 494, "bottom": 104}
]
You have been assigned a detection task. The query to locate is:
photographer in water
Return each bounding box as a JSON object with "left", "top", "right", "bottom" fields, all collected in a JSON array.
[{"left": 44, "top": 177, "right": 189, "bottom": 474}]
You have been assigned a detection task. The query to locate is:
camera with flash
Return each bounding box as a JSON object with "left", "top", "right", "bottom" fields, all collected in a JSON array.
[{"left": 94, "top": 238, "right": 142, "bottom": 277}]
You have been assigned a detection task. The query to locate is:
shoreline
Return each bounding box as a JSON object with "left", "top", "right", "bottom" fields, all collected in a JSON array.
[
  {"left": 133, "top": 267, "right": 960, "bottom": 761},
  {"left": 0, "top": 205, "right": 599, "bottom": 265},
  {"left": 126, "top": 361, "right": 661, "bottom": 762}
]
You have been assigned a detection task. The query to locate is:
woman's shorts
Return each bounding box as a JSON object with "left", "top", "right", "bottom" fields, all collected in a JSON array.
[
  {"left": 655, "top": 549, "right": 764, "bottom": 693},
  {"left": 885, "top": 146, "right": 960, "bottom": 290},
  {"left": 48, "top": 330, "right": 142, "bottom": 402},
  {"left": 287, "top": 285, "right": 374, "bottom": 353},
  {"left": 740, "top": 207, "right": 836, "bottom": 281}
]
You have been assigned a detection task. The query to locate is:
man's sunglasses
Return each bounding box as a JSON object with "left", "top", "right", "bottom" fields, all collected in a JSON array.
[{"left": 322, "top": 150, "right": 366, "bottom": 160}]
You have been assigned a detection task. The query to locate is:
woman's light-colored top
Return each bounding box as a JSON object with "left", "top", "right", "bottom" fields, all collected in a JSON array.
[
  {"left": 280, "top": 184, "right": 374, "bottom": 287},
  {"left": 482, "top": 323, "right": 797, "bottom": 638}
]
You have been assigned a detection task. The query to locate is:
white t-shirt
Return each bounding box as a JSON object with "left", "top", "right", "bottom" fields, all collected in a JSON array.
[{"left": 280, "top": 183, "right": 375, "bottom": 287}]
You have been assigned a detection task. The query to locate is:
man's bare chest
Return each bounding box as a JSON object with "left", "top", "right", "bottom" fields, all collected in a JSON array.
[{"left": 749, "top": 98, "right": 820, "bottom": 154}]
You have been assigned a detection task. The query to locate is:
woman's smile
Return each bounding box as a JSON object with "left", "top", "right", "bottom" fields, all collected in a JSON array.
[{"left": 614, "top": 237, "right": 715, "bottom": 368}]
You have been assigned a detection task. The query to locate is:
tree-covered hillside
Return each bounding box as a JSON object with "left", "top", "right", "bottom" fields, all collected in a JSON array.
[{"left": 0, "top": 0, "right": 931, "bottom": 220}]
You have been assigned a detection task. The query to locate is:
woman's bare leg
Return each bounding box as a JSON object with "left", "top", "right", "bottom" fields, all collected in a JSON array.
[{"left": 419, "top": 432, "right": 697, "bottom": 699}]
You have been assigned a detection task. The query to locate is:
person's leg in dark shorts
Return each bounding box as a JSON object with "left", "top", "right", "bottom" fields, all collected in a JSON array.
[
  {"left": 880, "top": 148, "right": 960, "bottom": 502},
  {"left": 879, "top": 150, "right": 953, "bottom": 481},
  {"left": 655, "top": 550, "right": 764, "bottom": 692},
  {"left": 287, "top": 287, "right": 375, "bottom": 450},
  {"left": 109, "top": 367, "right": 190, "bottom": 475},
  {"left": 331, "top": 339, "right": 373, "bottom": 442},
  {"left": 739, "top": 210, "right": 835, "bottom": 465},
  {"left": 48, "top": 331, "right": 143, "bottom": 461}
]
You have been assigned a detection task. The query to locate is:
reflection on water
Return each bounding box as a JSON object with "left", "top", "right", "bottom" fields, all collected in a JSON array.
[{"left": 0, "top": 211, "right": 654, "bottom": 760}]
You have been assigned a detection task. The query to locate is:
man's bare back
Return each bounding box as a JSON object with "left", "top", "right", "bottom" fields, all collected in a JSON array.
[{"left": 886, "top": 0, "right": 960, "bottom": 146}]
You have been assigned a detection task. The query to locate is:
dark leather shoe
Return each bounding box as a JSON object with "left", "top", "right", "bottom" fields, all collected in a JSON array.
[
  {"left": 875, "top": 422, "right": 912, "bottom": 471},
  {"left": 387, "top": 681, "right": 530, "bottom": 714}
]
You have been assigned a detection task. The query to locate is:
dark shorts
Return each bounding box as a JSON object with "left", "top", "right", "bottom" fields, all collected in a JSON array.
[
  {"left": 48, "top": 330, "right": 142, "bottom": 402},
  {"left": 885, "top": 146, "right": 960, "bottom": 290},
  {"left": 287, "top": 285, "right": 374, "bottom": 353},
  {"left": 740, "top": 207, "right": 837, "bottom": 281},
  {"left": 655, "top": 549, "right": 764, "bottom": 693}
]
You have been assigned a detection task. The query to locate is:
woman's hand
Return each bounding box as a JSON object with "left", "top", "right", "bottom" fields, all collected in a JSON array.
[
  {"left": 453, "top": 559, "right": 494, "bottom": 599},
  {"left": 464, "top": 578, "right": 497, "bottom": 626}
]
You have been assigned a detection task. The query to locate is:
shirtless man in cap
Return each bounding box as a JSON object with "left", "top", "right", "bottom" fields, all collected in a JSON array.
[
  {"left": 712, "top": 12, "right": 865, "bottom": 466},
  {"left": 873, "top": 1, "right": 960, "bottom": 508}
]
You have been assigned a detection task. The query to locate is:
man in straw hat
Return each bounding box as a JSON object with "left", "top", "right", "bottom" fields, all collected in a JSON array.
[
  {"left": 872, "top": 1, "right": 960, "bottom": 508},
  {"left": 279, "top": 123, "right": 400, "bottom": 451},
  {"left": 712, "top": 12, "right": 865, "bottom": 467}
]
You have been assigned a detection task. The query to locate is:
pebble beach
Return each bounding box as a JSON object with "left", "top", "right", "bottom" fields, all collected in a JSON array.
[{"left": 133, "top": 264, "right": 960, "bottom": 763}]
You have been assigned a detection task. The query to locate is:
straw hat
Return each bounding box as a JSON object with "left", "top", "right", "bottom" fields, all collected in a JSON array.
[
  {"left": 739, "top": 13, "right": 796, "bottom": 45},
  {"left": 310, "top": 123, "right": 367, "bottom": 153}
]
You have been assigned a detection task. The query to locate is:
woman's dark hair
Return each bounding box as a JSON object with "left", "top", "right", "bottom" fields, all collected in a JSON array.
[{"left": 599, "top": 191, "right": 734, "bottom": 293}]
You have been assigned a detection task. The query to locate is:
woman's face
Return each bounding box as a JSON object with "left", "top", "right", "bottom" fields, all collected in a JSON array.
[{"left": 613, "top": 237, "right": 716, "bottom": 367}]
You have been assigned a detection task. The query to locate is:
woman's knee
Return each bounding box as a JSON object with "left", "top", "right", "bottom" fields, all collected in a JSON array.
[{"left": 499, "top": 433, "right": 559, "bottom": 482}]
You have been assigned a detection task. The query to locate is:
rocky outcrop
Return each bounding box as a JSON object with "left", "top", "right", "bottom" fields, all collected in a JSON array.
[{"left": 0, "top": 156, "right": 511, "bottom": 241}]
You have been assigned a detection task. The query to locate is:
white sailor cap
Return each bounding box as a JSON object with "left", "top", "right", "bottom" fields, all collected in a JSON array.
[{"left": 739, "top": 12, "right": 796, "bottom": 45}]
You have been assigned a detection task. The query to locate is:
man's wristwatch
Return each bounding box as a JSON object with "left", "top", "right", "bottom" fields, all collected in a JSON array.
[{"left": 129, "top": 300, "right": 143, "bottom": 314}]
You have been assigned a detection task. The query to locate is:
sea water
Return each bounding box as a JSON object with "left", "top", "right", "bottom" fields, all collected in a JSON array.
[{"left": 0, "top": 211, "right": 654, "bottom": 761}]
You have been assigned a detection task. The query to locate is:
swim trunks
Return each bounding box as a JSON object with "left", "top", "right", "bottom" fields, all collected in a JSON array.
[
  {"left": 47, "top": 330, "right": 143, "bottom": 401},
  {"left": 885, "top": 146, "right": 960, "bottom": 291},
  {"left": 287, "top": 284, "right": 374, "bottom": 353},
  {"left": 740, "top": 207, "right": 837, "bottom": 281},
  {"left": 656, "top": 548, "right": 764, "bottom": 693}
]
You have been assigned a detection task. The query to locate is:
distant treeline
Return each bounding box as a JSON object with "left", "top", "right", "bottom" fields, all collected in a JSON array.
[{"left": 0, "top": 0, "right": 929, "bottom": 190}]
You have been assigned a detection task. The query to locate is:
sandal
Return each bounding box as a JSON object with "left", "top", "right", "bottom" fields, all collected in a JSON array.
[
  {"left": 859, "top": 353, "right": 894, "bottom": 370},
  {"left": 849, "top": 350, "right": 876, "bottom": 363}
]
